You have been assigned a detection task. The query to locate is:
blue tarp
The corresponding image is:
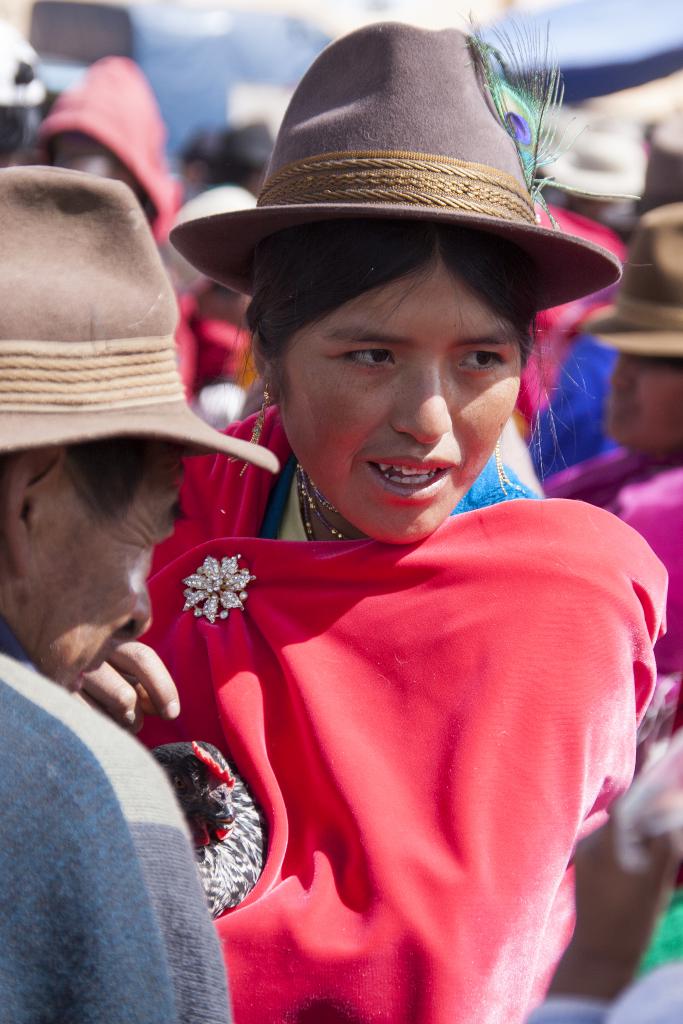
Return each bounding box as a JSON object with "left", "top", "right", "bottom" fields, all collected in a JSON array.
[
  {"left": 486, "top": 0, "right": 683, "bottom": 102},
  {"left": 37, "top": 5, "right": 329, "bottom": 154},
  {"left": 130, "top": 6, "right": 328, "bottom": 153}
]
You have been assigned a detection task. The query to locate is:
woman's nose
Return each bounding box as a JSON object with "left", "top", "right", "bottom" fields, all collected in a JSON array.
[{"left": 391, "top": 376, "right": 453, "bottom": 445}]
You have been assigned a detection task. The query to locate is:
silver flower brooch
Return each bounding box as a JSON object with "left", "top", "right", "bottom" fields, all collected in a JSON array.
[{"left": 182, "top": 555, "right": 256, "bottom": 624}]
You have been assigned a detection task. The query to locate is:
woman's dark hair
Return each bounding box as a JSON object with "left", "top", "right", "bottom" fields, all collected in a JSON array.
[
  {"left": 65, "top": 437, "right": 149, "bottom": 521},
  {"left": 247, "top": 219, "right": 537, "bottom": 369}
]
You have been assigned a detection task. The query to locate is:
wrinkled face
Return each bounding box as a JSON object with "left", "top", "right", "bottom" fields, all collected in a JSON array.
[
  {"left": 607, "top": 352, "right": 683, "bottom": 455},
  {"left": 26, "top": 445, "right": 182, "bottom": 689},
  {"left": 274, "top": 259, "right": 523, "bottom": 544}
]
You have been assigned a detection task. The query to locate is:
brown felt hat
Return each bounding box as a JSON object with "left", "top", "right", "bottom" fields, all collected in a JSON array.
[
  {"left": 172, "top": 22, "right": 621, "bottom": 311},
  {"left": 585, "top": 203, "right": 683, "bottom": 357},
  {"left": 0, "top": 166, "right": 277, "bottom": 470}
]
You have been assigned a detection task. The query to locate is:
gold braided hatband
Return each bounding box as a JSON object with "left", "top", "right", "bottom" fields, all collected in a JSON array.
[
  {"left": 258, "top": 150, "right": 537, "bottom": 224},
  {"left": 0, "top": 336, "right": 185, "bottom": 411}
]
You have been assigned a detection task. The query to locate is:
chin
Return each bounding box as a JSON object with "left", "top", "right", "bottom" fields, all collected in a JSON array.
[
  {"left": 365, "top": 514, "right": 450, "bottom": 546},
  {"left": 44, "top": 660, "right": 82, "bottom": 692},
  {"left": 51, "top": 650, "right": 105, "bottom": 692}
]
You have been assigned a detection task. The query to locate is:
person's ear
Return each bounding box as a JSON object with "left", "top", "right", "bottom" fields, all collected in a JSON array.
[
  {"left": 0, "top": 447, "right": 65, "bottom": 578},
  {"left": 252, "top": 335, "right": 281, "bottom": 404},
  {"left": 251, "top": 331, "right": 267, "bottom": 376}
]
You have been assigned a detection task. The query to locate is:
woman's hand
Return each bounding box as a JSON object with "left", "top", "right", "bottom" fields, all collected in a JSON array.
[
  {"left": 76, "top": 641, "right": 180, "bottom": 732},
  {"left": 548, "top": 815, "right": 679, "bottom": 1002}
]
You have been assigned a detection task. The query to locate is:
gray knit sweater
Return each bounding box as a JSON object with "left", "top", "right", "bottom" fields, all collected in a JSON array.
[{"left": 0, "top": 644, "right": 232, "bottom": 1024}]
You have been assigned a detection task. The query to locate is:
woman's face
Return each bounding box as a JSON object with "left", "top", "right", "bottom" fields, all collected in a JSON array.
[
  {"left": 272, "top": 259, "right": 522, "bottom": 544},
  {"left": 607, "top": 353, "right": 683, "bottom": 455}
]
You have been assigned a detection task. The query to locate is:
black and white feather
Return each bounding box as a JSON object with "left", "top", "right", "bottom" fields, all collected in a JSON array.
[{"left": 152, "top": 740, "right": 267, "bottom": 918}]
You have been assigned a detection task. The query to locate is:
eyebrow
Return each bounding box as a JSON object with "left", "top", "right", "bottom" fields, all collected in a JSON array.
[{"left": 324, "top": 326, "right": 513, "bottom": 346}]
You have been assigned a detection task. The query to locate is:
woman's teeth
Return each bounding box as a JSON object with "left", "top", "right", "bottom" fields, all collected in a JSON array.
[{"left": 376, "top": 463, "right": 440, "bottom": 485}]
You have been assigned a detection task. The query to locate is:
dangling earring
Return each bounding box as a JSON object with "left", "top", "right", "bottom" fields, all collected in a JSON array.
[
  {"left": 495, "top": 439, "right": 512, "bottom": 495},
  {"left": 240, "top": 382, "right": 270, "bottom": 476}
]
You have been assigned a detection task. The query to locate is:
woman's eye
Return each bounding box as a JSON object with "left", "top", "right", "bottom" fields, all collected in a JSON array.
[
  {"left": 347, "top": 348, "right": 393, "bottom": 366},
  {"left": 460, "top": 350, "right": 504, "bottom": 370}
]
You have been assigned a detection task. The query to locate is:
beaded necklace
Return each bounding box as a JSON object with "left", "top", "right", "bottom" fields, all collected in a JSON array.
[{"left": 296, "top": 464, "right": 350, "bottom": 541}]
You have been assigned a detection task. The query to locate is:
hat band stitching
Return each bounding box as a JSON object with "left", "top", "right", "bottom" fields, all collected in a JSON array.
[
  {"left": 0, "top": 337, "right": 175, "bottom": 356},
  {"left": 0, "top": 336, "right": 185, "bottom": 408},
  {"left": 0, "top": 392, "right": 185, "bottom": 413},
  {"left": 0, "top": 375, "right": 181, "bottom": 395},
  {"left": 0, "top": 357, "right": 178, "bottom": 379},
  {"left": 259, "top": 151, "right": 536, "bottom": 224}
]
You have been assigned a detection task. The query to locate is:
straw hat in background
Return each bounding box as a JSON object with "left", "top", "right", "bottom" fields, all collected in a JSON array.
[
  {"left": 542, "top": 110, "right": 646, "bottom": 200},
  {"left": 167, "top": 184, "right": 257, "bottom": 294}
]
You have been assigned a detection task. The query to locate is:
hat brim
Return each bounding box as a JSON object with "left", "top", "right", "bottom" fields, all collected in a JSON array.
[
  {"left": 584, "top": 308, "right": 683, "bottom": 357},
  {"left": 0, "top": 401, "right": 279, "bottom": 472},
  {"left": 171, "top": 202, "right": 622, "bottom": 311}
]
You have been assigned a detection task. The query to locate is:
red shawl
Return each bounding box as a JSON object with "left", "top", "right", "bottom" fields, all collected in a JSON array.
[{"left": 143, "top": 409, "right": 667, "bottom": 1024}]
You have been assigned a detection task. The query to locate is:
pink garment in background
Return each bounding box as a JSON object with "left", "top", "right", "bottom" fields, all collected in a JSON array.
[{"left": 546, "top": 450, "right": 683, "bottom": 676}]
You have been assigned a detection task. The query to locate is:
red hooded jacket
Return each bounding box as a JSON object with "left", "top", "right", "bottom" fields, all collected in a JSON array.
[{"left": 40, "top": 57, "right": 180, "bottom": 242}]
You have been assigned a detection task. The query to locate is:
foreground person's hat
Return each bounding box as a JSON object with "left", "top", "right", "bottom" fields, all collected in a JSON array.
[
  {"left": 0, "top": 166, "right": 277, "bottom": 471},
  {"left": 585, "top": 203, "right": 683, "bottom": 357},
  {"left": 172, "top": 22, "right": 621, "bottom": 311}
]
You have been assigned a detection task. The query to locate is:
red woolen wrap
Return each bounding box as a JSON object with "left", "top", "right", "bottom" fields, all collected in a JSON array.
[{"left": 142, "top": 409, "right": 667, "bottom": 1024}]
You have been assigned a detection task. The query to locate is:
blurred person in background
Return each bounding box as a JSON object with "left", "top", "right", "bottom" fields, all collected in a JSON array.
[
  {"left": 180, "top": 121, "right": 273, "bottom": 199},
  {"left": 527, "top": 810, "right": 680, "bottom": 1024},
  {"left": 40, "top": 56, "right": 205, "bottom": 394},
  {"left": 546, "top": 204, "right": 683, "bottom": 758},
  {"left": 169, "top": 185, "right": 257, "bottom": 427},
  {"left": 0, "top": 20, "right": 44, "bottom": 167},
  {"left": 39, "top": 56, "right": 180, "bottom": 243},
  {"left": 639, "top": 114, "right": 683, "bottom": 217},
  {"left": 515, "top": 113, "right": 637, "bottom": 444},
  {"left": 533, "top": 115, "right": 683, "bottom": 479}
]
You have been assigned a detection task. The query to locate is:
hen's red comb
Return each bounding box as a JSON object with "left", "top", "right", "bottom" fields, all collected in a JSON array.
[{"left": 191, "top": 741, "right": 235, "bottom": 787}]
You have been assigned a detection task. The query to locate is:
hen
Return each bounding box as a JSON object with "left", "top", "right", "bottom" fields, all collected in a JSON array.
[{"left": 152, "top": 740, "right": 267, "bottom": 917}]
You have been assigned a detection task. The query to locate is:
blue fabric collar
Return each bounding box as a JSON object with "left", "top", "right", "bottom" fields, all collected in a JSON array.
[{"left": 0, "top": 616, "right": 35, "bottom": 671}]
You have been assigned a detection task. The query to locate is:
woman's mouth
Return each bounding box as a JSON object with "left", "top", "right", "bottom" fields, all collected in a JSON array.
[{"left": 368, "top": 461, "right": 451, "bottom": 496}]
